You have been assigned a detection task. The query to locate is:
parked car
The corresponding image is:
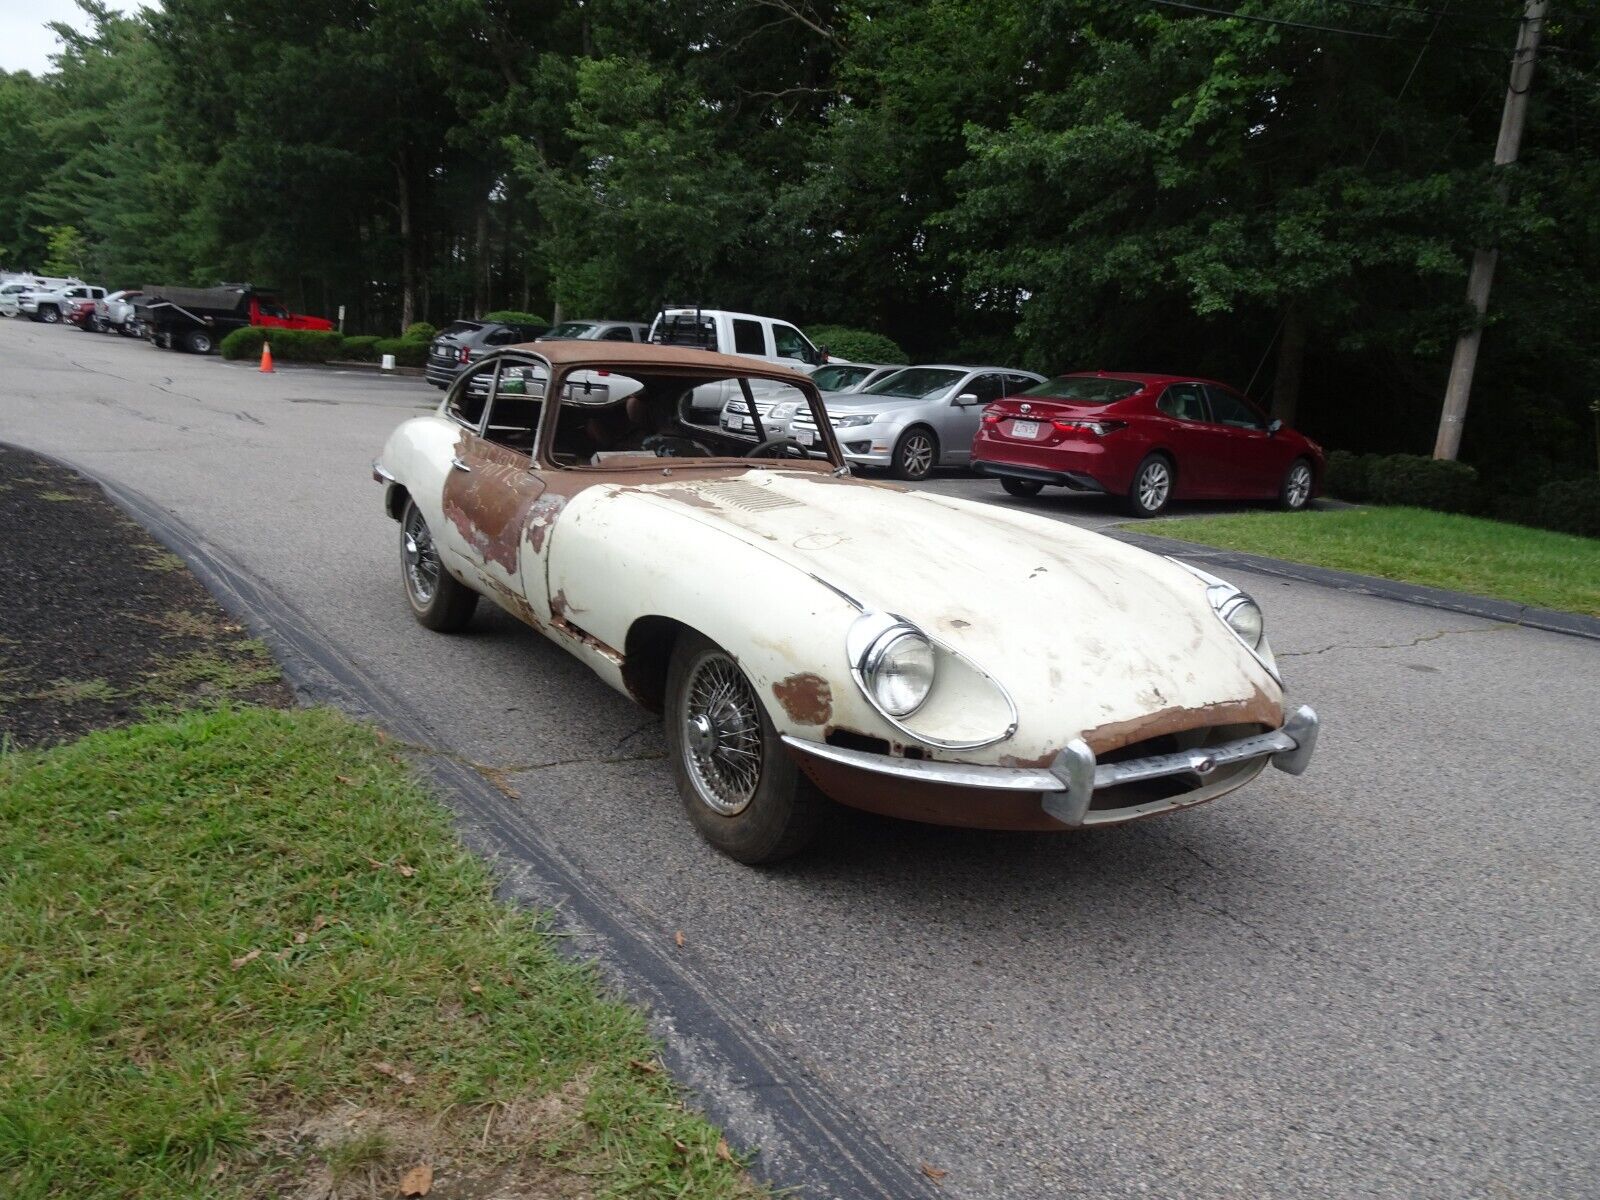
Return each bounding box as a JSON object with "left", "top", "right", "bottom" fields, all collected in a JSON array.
[
  {"left": 1, "top": 275, "right": 81, "bottom": 317},
  {"left": 789, "top": 364, "right": 1045, "bottom": 480},
  {"left": 0, "top": 281, "right": 31, "bottom": 316},
  {"left": 92, "top": 289, "right": 144, "bottom": 336},
  {"left": 66, "top": 298, "right": 99, "bottom": 329},
  {"left": 137, "top": 284, "right": 333, "bottom": 353},
  {"left": 972, "top": 372, "right": 1325, "bottom": 517},
  {"left": 372, "top": 341, "right": 1318, "bottom": 864},
  {"left": 648, "top": 307, "right": 826, "bottom": 425},
  {"left": 425, "top": 319, "right": 549, "bottom": 389},
  {"left": 538, "top": 319, "right": 648, "bottom": 342},
  {"left": 20, "top": 282, "right": 107, "bottom": 324},
  {"left": 717, "top": 361, "right": 901, "bottom": 443}
]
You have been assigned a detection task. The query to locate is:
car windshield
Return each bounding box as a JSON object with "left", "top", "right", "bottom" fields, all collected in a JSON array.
[
  {"left": 439, "top": 321, "right": 483, "bottom": 338},
  {"left": 811, "top": 364, "right": 872, "bottom": 391},
  {"left": 542, "top": 322, "right": 596, "bottom": 339},
  {"left": 862, "top": 367, "right": 965, "bottom": 400},
  {"left": 1019, "top": 376, "right": 1144, "bottom": 404}
]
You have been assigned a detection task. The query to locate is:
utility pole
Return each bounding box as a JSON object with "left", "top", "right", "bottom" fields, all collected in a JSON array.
[{"left": 1433, "top": 0, "right": 1548, "bottom": 461}]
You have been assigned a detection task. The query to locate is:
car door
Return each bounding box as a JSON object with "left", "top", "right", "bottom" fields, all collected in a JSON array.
[
  {"left": 940, "top": 372, "right": 1005, "bottom": 464},
  {"left": 771, "top": 321, "right": 822, "bottom": 369},
  {"left": 1153, "top": 382, "right": 1217, "bottom": 496},
  {"left": 1202, "top": 385, "right": 1278, "bottom": 496}
]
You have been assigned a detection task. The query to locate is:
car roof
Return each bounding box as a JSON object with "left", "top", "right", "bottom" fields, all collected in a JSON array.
[{"left": 502, "top": 339, "right": 813, "bottom": 380}]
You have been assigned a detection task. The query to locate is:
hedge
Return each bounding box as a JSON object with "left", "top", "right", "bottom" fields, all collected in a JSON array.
[
  {"left": 219, "top": 327, "right": 345, "bottom": 363},
  {"left": 374, "top": 337, "right": 428, "bottom": 368},
  {"left": 403, "top": 321, "right": 438, "bottom": 341},
  {"left": 337, "top": 334, "right": 382, "bottom": 362},
  {"left": 804, "top": 324, "right": 909, "bottom": 365},
  {"left": 1532, "top": 477, "right": 1600, "bottom": 539},
  {"left": 483, "top": 310, "right": 548, "bottom": 327}
]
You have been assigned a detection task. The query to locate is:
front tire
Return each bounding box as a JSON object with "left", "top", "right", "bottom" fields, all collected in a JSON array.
[
  {"left": 36, "top": 305, "right": 60, "bottom": 325},
  {"left": 891, "top": 426, "right": 938, "bottom": 481},
  {"left": 1280, "top": 458, "right": 1313, "bottom": 511},
  {"left": 1001, "top": 477, "right": 1044, "bottom": 498},
  {"left": 400, "top": 499, "right": 477, "bottom": 631},
  {"left": 665, "top": 631, "right": 823, "bottom": 864},
  {"left": 1126, "top": 453, "right": 1174, "bottom": 518}
]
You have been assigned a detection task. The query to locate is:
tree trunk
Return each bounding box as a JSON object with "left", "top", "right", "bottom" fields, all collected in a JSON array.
[
  {"left": 473, "top": 203, "right": 489, "bottom": 318},
  {"left": 396, "top": 154, "right": 415, "bottom": 333},
  {"left": 1271, "top": 301, "right": 1307, "bottom": 426}
]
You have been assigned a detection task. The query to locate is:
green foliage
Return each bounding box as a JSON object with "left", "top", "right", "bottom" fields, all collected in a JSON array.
[
  {"left": 805, "top": 325, "right": 908, "bottom": 365},
  {"left": 1323, "top": 450, "right": 1372, "bottom": 503},
  {"left": 482, "top": 310, "right": 547, "bottom": 327},
  {"left": 337, "top": 334, "right": 382, "bottom": 362},
  {"left": 1533, "top": 478, "right": 1600, "bottom": 540},
  {"left": 37, "top": 224, "right": 86, "bottom": 277},
  {"left": 374, "top": 337, "right": 427, "bottom": 367},
  {"left": 403, "top": 321, "right": 437, "bottom": 341},
  {"left": 219, "top": 327, "right": 344, "bottom": 363},
  {"left": 1365, "top": 454, "right": 1481, "bottom": 515}
]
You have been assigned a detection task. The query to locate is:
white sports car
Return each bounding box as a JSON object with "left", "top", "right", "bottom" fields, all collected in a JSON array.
[{"left": 374, "top": 342, "right": 1318, "bottom": 863}]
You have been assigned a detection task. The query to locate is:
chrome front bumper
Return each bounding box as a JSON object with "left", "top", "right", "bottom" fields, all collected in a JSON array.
[{"left": 783, "top": 705, "right": 1319, "bottom": 828}]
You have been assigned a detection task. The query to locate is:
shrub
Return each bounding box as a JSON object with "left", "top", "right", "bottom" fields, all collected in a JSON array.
[
  {"left": 1323, "top": 449, "right": 1372, "bottom": 502},
  {"left": 1366, "top": 454, "right": 1480, "bottom": 514},
  {"left": 804, "top": 324, "right": 909, "bottom": 365},
  {"left": 219, "top": 326, "right": 345, "bottom": 363},
  {"left": 374, "top": 337, "right": 428, "bottom": 368},
  {"left": 483, "top": 310, "right": 548, "bottom": 327},
  {"left": 403, "top": 321, "right": 437, "bottom": 342},
  {"left": 1533, "top": 477, "right": 1600, "bottom": 539},
  {"left": 338, "top": 334, "right": 383, "bottom": 362}
]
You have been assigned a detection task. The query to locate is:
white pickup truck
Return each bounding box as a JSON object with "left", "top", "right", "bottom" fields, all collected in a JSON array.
[
  {"left": 648, "top": 308, "right": 826, "bottom": 426},
  {"left": 19, "top": 281, "right": 107, "bottom": 324}
]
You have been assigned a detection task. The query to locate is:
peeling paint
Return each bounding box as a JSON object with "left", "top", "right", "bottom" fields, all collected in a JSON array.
[{"left": 772, "top": 672, "right": 833, "bottom": 726}]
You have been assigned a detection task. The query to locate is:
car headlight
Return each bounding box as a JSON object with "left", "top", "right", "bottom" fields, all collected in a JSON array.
[
  {"left": 862, "top": 627, "right": 936, "bottom": 717},
  {"left": 832, "top": 413, "right": 877, "bottom": 428},
  {"left": 1217, "top": 594, "right": 1264, "bottom": 650},
  {"left": 769, "top": 402, "right": 798, "bottom": 420}
]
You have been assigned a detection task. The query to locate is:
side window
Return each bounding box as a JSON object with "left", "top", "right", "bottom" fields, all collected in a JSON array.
[
  {"left": 483, "top": 361, "right": 544, "bottom": 454},
  {"left": 446, "top": 360, "right": 498, "bottom": 430},
  {"left": 1158, "top": 383, "right": 1207, "bottom": 422},
  {"left": 1205, "top": 386, "right": 1266, "bottom": 430},
  {"left": 603, "top": 326, "right": 635, "bottom": 341},
  {"left": 1003, "top": 373, "right": 1036, "bottom": 394},
  {"left": 732, "top": 319, "right": 766, "bottom": 355},
  {"left": 772, "top": 323, "right": 815, "bottom": 363},
  {"left": 967, "top": 373, "right": 1004, "bottom": 404},
  {"left": 486, "top": 327, "right": 520, "bottom": 346}
]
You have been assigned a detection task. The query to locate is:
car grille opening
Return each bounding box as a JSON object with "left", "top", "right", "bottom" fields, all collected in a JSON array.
[
  {"left": 826, "top": 728, "right": 891, "bottom": 755},
  {"left": 1087, "top": 724, "right": 1269, "bottom": 811}
]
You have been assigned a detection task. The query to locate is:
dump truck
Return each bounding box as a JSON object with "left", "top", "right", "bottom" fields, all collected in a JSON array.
[{"left": 137, "top": 284, "right": 333, "bottom": 354}]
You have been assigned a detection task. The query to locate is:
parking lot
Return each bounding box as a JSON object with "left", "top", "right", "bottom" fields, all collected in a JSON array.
[{"left": 3, "top": 316, "right": 1596, "bottom": 1198}]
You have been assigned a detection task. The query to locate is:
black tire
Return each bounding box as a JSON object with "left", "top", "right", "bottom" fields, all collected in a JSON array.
[
  {"left": 891, "top": 426, "right": 938, "bottom": 481},
  {"left": 399, "top": 499, "right": 477, "bottom": 631},
  {"left": 36, "top": 305, "right": 60, "bottom": 325},
  {"left": 1126, "top": 453, "right": 1174, "bottom": 518},
  {"left": 1280, "top": 457, "right": 1314, "bottom": 511},
  {"left": 1001, "top": 477, "right": 1044, "bottom": 498},
  {"left": 664, "top": 630, "right": 824, "bottom": 864},
  {"left": 183, "top": 329, "right": 215, "bottom": 355}
]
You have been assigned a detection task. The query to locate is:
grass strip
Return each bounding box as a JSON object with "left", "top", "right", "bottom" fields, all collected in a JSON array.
[
  {"left": 0, "top": 705, "right": 754, "bottom": 1199},
  {"left": 1141, "top": 506, "right": 1600, "bottom": 617}
]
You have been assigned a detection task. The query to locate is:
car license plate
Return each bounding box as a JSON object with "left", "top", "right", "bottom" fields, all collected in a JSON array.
[
  {"left": 1011, "top": 419, "right": 1040, "bottom": 438},
  {"left": 727, "top": 415, "right": 746, "bottom": 430},
  {"left": 794, "top": 429, "right": 815, "bottom": 446}
]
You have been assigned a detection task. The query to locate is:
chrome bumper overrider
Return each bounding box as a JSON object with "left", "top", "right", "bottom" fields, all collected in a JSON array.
[{"left": 782, "top": 705, "right": 1319, "bottom": 828}]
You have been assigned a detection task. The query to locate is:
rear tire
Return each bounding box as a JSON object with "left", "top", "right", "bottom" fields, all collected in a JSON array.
[
  {"left": 184, "top": 329, "right": 215, "bottom": 355},
  {"left": 1280, "top": 458, "right": 1314, "bottom": 511},
  {"left": 1126, "top": 453, "right": 1174, "bottom": 518},
  {"left": 891, "top": 426, "right": 938, "bottom": 481},
  {"left": 399, "top": 499, "right": 478, "bottom": 631},
  {"left": 1001, "top": 477, "right": 1044, "bottom": 498},
  {"left": 665, "top": 630, "right": 823, "bottom": 864}
]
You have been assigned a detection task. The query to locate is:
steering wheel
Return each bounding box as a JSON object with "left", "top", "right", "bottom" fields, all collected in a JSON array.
[
  {"left": 641, "top": 433, "right": 713, "bottom": 458},
  {"left": 746, "top": 437, "right": 810, "bottom": 459}
]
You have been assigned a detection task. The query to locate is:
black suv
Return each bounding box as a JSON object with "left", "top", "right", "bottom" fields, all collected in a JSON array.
[{"left": 426, "top": 320, "right": 547, "bottom": 389}]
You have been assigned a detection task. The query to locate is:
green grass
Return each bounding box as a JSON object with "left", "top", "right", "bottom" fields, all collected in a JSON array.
[
  {"left": 0, "top": 706, "right": 755, "bottom": 1199},
  {"left": 1142, "top": 506, "right": 1600, "bottom": 616}
]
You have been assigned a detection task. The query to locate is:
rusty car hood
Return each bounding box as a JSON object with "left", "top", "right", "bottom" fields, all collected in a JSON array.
[{"left": 612, "top": 468, "right": 1283, "bottom": 746}]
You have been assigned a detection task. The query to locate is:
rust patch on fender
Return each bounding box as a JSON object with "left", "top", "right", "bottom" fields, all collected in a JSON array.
[
  {"left": 1081, "top": 688, "right": 1282, "bottom": 755},
  {"left": 524, "top": 492, "right": 567, "bottom": 554},
  {"left": 772, "top": 673, "right": 832, "bottom": 725}
]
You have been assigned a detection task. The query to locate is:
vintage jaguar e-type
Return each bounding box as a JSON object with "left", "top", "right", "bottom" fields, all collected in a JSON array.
[{"left": 373, "top": 342, "right": 1318, "bottom": 863}]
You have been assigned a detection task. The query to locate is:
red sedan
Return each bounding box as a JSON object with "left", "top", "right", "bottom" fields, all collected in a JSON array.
[{"left": 972, "top": 372, "right": 1323, "bottom": 517}]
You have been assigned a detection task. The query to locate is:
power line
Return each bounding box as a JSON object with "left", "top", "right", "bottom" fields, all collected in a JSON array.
[{"left": 1310, "top": 0, "right": 1522, "bottom": 23}]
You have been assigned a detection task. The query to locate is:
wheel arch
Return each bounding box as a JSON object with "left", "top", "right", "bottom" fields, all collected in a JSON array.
[{"left": 621, "top": 614, "right": 699, "bottom": 712}]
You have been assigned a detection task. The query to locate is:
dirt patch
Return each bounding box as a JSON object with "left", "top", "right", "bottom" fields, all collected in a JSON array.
[{"left": 0, "top": 444, "right": 292, "bottom": 747}]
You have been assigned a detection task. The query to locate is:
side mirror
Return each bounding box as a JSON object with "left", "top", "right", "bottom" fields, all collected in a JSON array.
[
  {"left": 955, "top": 392, "right": 980, "bottom": 406},
  {"left": 1267, "top": 419, "right": 1283, "bottom": 435}
]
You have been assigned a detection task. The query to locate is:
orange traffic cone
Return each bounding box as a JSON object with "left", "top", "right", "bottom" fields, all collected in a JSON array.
[{"left": 259, "top": 341, "right": 274, "bottom": 373}]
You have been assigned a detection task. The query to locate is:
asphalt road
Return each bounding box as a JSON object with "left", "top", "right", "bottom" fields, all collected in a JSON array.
[{"left": 4, "top": 317, "right": 1596, "bottom": 1199}]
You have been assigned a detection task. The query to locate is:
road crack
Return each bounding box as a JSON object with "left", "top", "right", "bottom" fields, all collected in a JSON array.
[{"left": 1278, "top": 623, "right": 1513, "bottom": 658}]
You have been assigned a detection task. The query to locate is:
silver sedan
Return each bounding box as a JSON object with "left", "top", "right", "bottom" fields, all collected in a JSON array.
[
  {"left": 789, "top": 364, "right": 1045, "bottom": 480},
  {"left": 717, "top": 362, "right": 901, "bottom": 443}
]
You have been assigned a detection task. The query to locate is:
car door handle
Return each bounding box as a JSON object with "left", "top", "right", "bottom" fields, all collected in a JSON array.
[{"left": 450, "top": 456, "right": 471, "bottom": 473}]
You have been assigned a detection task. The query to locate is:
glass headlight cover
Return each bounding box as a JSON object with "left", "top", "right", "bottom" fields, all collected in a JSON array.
[
  {"left": 768, "top": 401, "right": 799, "bottom": 419},
  {"left": 1219, "top": 594, "right": 1264, "bottom": 649},
  {"left": 832, "top": 413, "right": 878, "bottom": 428},
  {"left": 865, "top": 630, "right": 935, "bottom": 716}
]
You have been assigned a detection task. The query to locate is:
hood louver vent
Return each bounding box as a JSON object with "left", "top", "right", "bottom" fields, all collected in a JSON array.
[{"left": 689, "top": 480, "right": 804, "bottom": 512}]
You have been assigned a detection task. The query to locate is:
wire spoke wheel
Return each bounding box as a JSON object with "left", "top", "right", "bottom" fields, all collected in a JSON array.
[
  {"left": 681, "top": 653, "right": 764, "bottom": 816},
  {"left": 402, "top": 504, "right": 441, "bottom": 606}
]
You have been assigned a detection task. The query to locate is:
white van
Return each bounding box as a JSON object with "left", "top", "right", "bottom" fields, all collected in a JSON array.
[{"left": 648, "top": 308, "right": 825, "bottom": 425}]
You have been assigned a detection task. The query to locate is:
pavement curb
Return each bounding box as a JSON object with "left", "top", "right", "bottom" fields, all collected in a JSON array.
[
  {"left": 1110, "top": 528, "right": 1600, "bottom": 641},
  {"left": 21, "top": 442, "right": 936, "bottom": 1200}
]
